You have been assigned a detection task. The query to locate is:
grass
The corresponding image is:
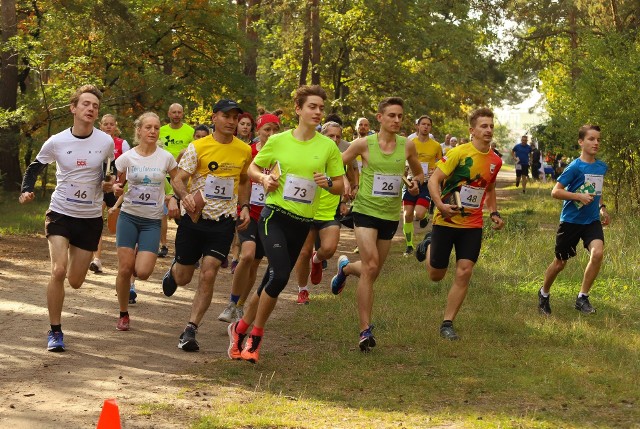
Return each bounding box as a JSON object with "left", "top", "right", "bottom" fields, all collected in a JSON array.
[
  {"left": 4, "top": 184, "right": 639, "bottom": 428},
  {"left": 0, "top": 190, "right": 52, "bottom": 235}
]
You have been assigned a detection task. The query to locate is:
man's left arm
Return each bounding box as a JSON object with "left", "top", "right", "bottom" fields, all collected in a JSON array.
[
  {"left": 236, "top": 173, "right": 251, "bottom": 230},
  {"left": 485, "top": 182, "right": 504, "bottom": 230}
]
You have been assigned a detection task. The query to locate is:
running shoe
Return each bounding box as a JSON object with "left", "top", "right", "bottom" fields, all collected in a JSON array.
[
  {"left": 439, "top": 323, "right": 460, "bottom": 341},
  {"left": 297, "top": 289, "right": 310, "bottom": 305},
  {"left": 235, "top": 306, "right": 244, "bottom": 321},
  {"left": 162, "top": 262, "right": 178, "bottom": 297},
  {"left": 310, "top": 251, "right": 323, "bottom": 285},
  {"left": 419, "top": 217, "right": 429, "bottom": 229},
  {"left": 218, "top": 302, "right": 237, "bottom": 323},
  {"left": 47, "top": 330, "right": 65, "bottom": 352},
  {"left": 575, "top": 295, "right": 596, "bottom": 314},
  {"left": 227, "top": 322, "right": 246, "bottom": 360},
  {"left": 178, "top": 325, "right": 199, "bottom": 351},
  {"left": 331, "top": 255, "right": 350, "bottom": 295},
  {"left": 241, "top": 334, "right": 263, "bottom": 363},
  {"left": 403, "top": 246, "right": 414, "bottom": 257},
  {"left": 129, "top": 287, "right": 137, "bottom": 305},
  {"left": 359, "top": 325, "right": 376, "bottom": 352},
  {"left": 415, "top": 232, "right": 432, "bottom": 263},
  {"left": 157, "top": 245, "right": 169, "bottom": 258},
  {"left": 230, "top": 259, "right": 239, "bottom": 274},
  {"left": 117, "top": 314, "right": 130, "bottom": 331},
  {"left": 538, "top": 289, "right": 551, "bottom": 315},
  {"left": 89, "top": 258, "right": 103, "bottom": 273},
  {"left": 322, "top": 260, "right": 328, "bottom": 270},
  {"left": 352, "top": 246, "right": 359, "bottom": 254}
]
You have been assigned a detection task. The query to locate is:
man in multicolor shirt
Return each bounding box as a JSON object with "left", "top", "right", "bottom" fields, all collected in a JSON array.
[
  {"left": 416, "top": 107, "right": 504, "bottom": 341},
  {"left": 162, "top": 99, "right": 252, "bottom": 352}
]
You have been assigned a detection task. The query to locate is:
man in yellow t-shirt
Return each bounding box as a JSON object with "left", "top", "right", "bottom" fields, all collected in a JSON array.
[{"left": 402, "top": 115, "right": 442, "bottom": 255}]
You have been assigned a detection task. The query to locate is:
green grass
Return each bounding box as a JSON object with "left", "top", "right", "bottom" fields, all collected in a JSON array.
[{"left": 0, "top": 190, "right": 52, "bottom": 235}]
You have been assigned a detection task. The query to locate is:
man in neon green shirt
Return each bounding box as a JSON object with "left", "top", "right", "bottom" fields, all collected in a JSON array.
[{"left": 332, "top": 97, "right": 423, "bottom": 352}]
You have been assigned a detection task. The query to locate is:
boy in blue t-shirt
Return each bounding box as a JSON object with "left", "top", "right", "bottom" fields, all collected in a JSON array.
[
  {"left": 512, "top": 136, "right": 532, "bottom": 192},
  {"left": 538, "top": 125, "right": 611, "bottom": 315}
]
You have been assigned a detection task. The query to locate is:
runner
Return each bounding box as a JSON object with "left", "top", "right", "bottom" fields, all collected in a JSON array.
[
  {"left": 512, "top": 135, "right": 532, "bottom": 193},
  {"left": 414, "top": 107, "right": 504, "bottom": 341},
  {"left": 89, "top": 114, "right": 131, "bottom": 273},
  {"left": 401, "top": 115, "right": 442, "bottom": 256},
  {"left": 19, "top": 84, "right": 115, "bottom": 352},
  {"left": 162, "top": 99, "right": 252, "bottom": 352},
  {"left": 331, "top": 97, "right": 424, "bottom": 352},
  {"left": 111, "top": 112, "right": 179, "bottom": 331},
  {"left": 538, "top": 125, "right": 609, "bottom": 315},
  {"left": 218, "top": 113, "right": 281, "bottom": 323},
  {"left": 227, "top": 85, "right": 344, "bottom": 363},
  {"left": 158, "top": 103, "right": 195, "bottom": 258},
  {"left": 293, "top": 121, "right": 356, "bottom": 304}
]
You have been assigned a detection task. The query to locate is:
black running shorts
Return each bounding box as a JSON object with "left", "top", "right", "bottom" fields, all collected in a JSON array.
[
  {"left": 45, "top": 210, "right": 103, "bottom": 252},
  {"left": 554, "top": 221, "right": 604, "bottom": 261},
  {"left": 429, "top": 225, "right": 483, "bottom": 269}
]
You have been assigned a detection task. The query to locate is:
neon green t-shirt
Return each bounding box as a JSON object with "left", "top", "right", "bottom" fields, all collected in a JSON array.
[
  {"left": 159, "top": 124, "right": 195, "bottom": 158},
  {"left": 253, "top": 130, "right": 344, "bottom": 219}
]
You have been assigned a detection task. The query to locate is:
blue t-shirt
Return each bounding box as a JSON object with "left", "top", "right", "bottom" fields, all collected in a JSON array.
[
  {"left": 557, "top": 158, "right": 608, "bottom": 224},
  {"left": 512, "top": 144, "right": 532, "bottom": 165}
]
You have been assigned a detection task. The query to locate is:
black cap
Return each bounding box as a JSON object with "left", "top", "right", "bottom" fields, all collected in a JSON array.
[{"left": 213, "top": 99, "right": 243, "bottom": 114}]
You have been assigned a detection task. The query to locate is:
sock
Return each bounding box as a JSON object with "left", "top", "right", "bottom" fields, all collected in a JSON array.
[
  {"left": 540, "top": 288, "right": 549, "bottom": 298},
  {"left": 120, "top": 311, "right": 129, "bottom": 318},
  {"left": 403, "top": 222, "right": 414, "bottom": 247},
  {"left": 187, "top": 321, "right": 198, "bottom": 331},
  {"left": 578, "top": 292, "right": 588, "bottom": 298},
  {"left": 230, "top": 294, "right": 240, "bottom": 305},
  {"left": 298, "top": 286, "right": 309, "bottom": 292},
  {"left": 250, "top": 326, "right": 264, "bottom": 337},
  {"left": 312, "top": 253, "right": 321, "bottom": 264},
  {"left": 237, "top": 299, "right": 246, "bottom": 307},
  {"left": 50, "top": 324, "right": 62, "bottom": 333},
  {"left": 441, "top": 320, "right": 453, "bottom": 328},
  {"left": 130, "top": 282, "right": 136, "bottom": 291},
  {"left": 236, "top": 318, "right": 250, "bottom": 334}
]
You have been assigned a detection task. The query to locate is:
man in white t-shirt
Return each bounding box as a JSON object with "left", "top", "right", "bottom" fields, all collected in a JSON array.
[{"left": 19, "top": 85, "right": 115, "bottom": 352}]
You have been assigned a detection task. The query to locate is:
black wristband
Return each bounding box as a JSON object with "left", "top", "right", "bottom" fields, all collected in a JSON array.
[
  {"left": 240, "top": 203, "right": 250, "bottom": 211},
  {"left": 326, "top": 176, "right": 333, "bottom": 188},
  {"left": 172, "top": 194, "right": 180, "bottom": 202},
  {"left": 490, "top": 211, "right": 501, "bottom": 218},
  {"left": 599, "top": 204, "right": 606, "bottom": 209}
]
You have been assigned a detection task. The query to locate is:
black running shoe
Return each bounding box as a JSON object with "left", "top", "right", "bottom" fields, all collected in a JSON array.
[
  {"left": 158, "top": 245, "right": 169, "bottom": 258},
  {"left": 178, "top": 326, "right": 199, "bottom": 351},
  {"left": 439, "top": 322, "right": 459, "bottom": 341},
  {"left": 415, "top": 232, "right": 431, "bottom": 263},
  {"left": 575, "top": 295, "right": 596, "bottom": 314},
  {"left": 403, "top": 246, "right": 414, "bottom": 257},
  {"left": 538, "top": 289, "right": 551, "bottom": 315},
  {"left": 359, "top": 325, "right": 376, "bottom": 352},
  {"left": 419, "top": 217, "right": 429, "bottom": 229},
  {"left": 162, "top": 261, "right": 178, "bottom": 297}
]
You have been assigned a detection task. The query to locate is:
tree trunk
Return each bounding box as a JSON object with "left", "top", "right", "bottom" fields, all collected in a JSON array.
[
  {"left": 310, "top": 0, "right": 320, "bottom": 85},
  {"left": 242, "top": 0, "right": 260, "bottom": 113},
  {"left": 0, "top": 0, "right": 22, "bottom": 191},
  {"left": 299, "top": 2, "right": 311, "bottom": 86}
]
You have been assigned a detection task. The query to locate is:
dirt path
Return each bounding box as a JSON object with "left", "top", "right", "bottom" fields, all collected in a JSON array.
[{"left": 0, "top": 173, "right": 514, "bottom": 428}]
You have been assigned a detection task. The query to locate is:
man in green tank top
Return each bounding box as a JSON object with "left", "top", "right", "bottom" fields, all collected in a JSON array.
[{"left": 332, "top": 97, "right": 424, "bottom": 352}]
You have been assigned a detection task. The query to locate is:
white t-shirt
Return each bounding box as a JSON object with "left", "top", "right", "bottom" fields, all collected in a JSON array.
[
  {"left": 36, "top": 127, "right": 114, "bottom": 218},
  {"left": 115, "top": 147, "right": 177, "bottom": 219}
]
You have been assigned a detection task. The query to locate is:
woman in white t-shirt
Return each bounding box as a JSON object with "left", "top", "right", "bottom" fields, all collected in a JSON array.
[{"left": 112, "top": 112, "right": 178, "bottom": 331}]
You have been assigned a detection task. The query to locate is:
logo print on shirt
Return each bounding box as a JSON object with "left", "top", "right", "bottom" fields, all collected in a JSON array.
[
  {"left": 208, "top": 161, "right": 219, "bottom": 172},
  {"left": 77, "top": 159, "right": 87, "bottom": 167},
  {"left": 67, "top": 151, "right": 73, "bottom": 154},
  {"left": 490, "top": 164, "right": 496, "bottom": 174}
]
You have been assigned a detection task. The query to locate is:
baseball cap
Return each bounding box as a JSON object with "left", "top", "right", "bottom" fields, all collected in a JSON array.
[
  {"left": 213, "top": 99, "right": 243, "bottom": 113},
  {"left": 256, "top": 113, "right": 281, "bottom": 130}
]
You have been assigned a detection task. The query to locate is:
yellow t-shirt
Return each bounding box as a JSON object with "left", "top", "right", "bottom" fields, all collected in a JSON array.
[
  {"left": 412, "top": 137, "right": 443, "bottom": 179},
  {"left": 178, "top": 135, "right": 252, "bottom": 220}
]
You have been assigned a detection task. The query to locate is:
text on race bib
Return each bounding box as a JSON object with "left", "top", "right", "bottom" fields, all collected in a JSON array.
[
  {"left": 125, "top": 184, "right": 160, "bottom": 207},
  {"left": 372, "top": 174, "right": 402, "bottom": 197},
  {"left": 250, "top": 182, "right": 266, "bottom": 206},
  {"left": 204, "top": 175, "right": 234, "bottom": 201},
  {"left": 459, "top": 185, "right": 485, "bottom": 209},
  {"left": 584, "top": 174, "right": 604, "bottom": 195},
  {"left": 283, "top": 174, "right": 316, "bottom": 204},
  {"left": 420, "top": 162, "right": 430, "bottom": 176},
  {"left": 65, "top": 182, "right": 95, "bottom": 205}
]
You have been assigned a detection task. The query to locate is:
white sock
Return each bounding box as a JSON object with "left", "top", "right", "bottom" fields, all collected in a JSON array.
[
  {"left": 130, "top": 283, "right": 136, "bottom": 291},
  {"left": 298, "top": 286, "right": 309, "bottom": 292},
  {"left": 312, "top": 253, "right": 321, "bottom": 264},
  {"left": 540, "top": 288, "right": 549, "bottom": 298},
  {"left": 578, "top": 292, "right": 588, "bottom": 298}
]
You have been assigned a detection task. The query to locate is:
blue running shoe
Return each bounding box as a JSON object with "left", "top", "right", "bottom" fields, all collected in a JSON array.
[
  {"left": 129, "top": 288, "right": 137, "bottom": 304},
  {"left": 47, "top": 330, "right": 65, "bottom": 352},
  {"left": 331, "top": 255, "right": 350, "bottom": 295},
  {"left": 162, "top": 261, "right": 178, "bottom": 297},
  {"left": 359, "top": 325, "right": 376, "bottom": 352}
]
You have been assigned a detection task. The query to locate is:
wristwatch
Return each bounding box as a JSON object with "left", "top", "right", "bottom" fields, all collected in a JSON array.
[{"left": 326, "top": 176, "right": 333, "bottom": 188}]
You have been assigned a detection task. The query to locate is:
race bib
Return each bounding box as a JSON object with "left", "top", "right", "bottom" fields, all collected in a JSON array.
[
  {"left": 584, "top": 174, "right": 604, "bottom": 195},
  {"left": 515, "top": 162, "right": 522, "bottom": 171},
  {"left": 459, "top": 185, "right": 485, "bottom": 209},
  {"left": 421, "top": 162, "right": 430, "bottom": 177},
  {"left": 283, "top": 174, "right": 316, "bottom": 204},
  {"left": 372, "top": 174, "right": 402, "bottom": 197},
  {"left": 65, "top": 182, "right": 95, "bottom": 205},
  {"left": 204, "top": 175, "right": 234, "bottom": 200},
  {"left": 126, "top": 184, "right": 160, "bottom": 207},
  {"left": 250, "top": 182, "right": 266, "bottom": 206}
]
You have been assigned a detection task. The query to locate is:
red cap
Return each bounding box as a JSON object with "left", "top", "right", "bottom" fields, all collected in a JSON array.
[{"left": 256, "top": 114, "right": 280, "bottom": 130}]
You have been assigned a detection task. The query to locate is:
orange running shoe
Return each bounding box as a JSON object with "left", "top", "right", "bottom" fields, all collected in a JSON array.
[
  {"left": 310, "top": 251, "right": 323, "bottom": 285},
  {"left": 296, "top": 289, "right": 310, "bottom": 305},
  {"left": 227, "top": 322, "right": 246, "bottom": 360},
  {"left": 240, "top": 335, "right": 263, "bottom": 363}
]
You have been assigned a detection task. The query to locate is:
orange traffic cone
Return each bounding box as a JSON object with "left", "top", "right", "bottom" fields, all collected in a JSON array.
[{"left": 96, "top": 398, "right": 121, "bottom": 429}]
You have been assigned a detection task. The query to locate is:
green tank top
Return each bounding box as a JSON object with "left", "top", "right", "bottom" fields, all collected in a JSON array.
[{"left": 353, "top": 134, "right": 406, "bottom": 221}]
